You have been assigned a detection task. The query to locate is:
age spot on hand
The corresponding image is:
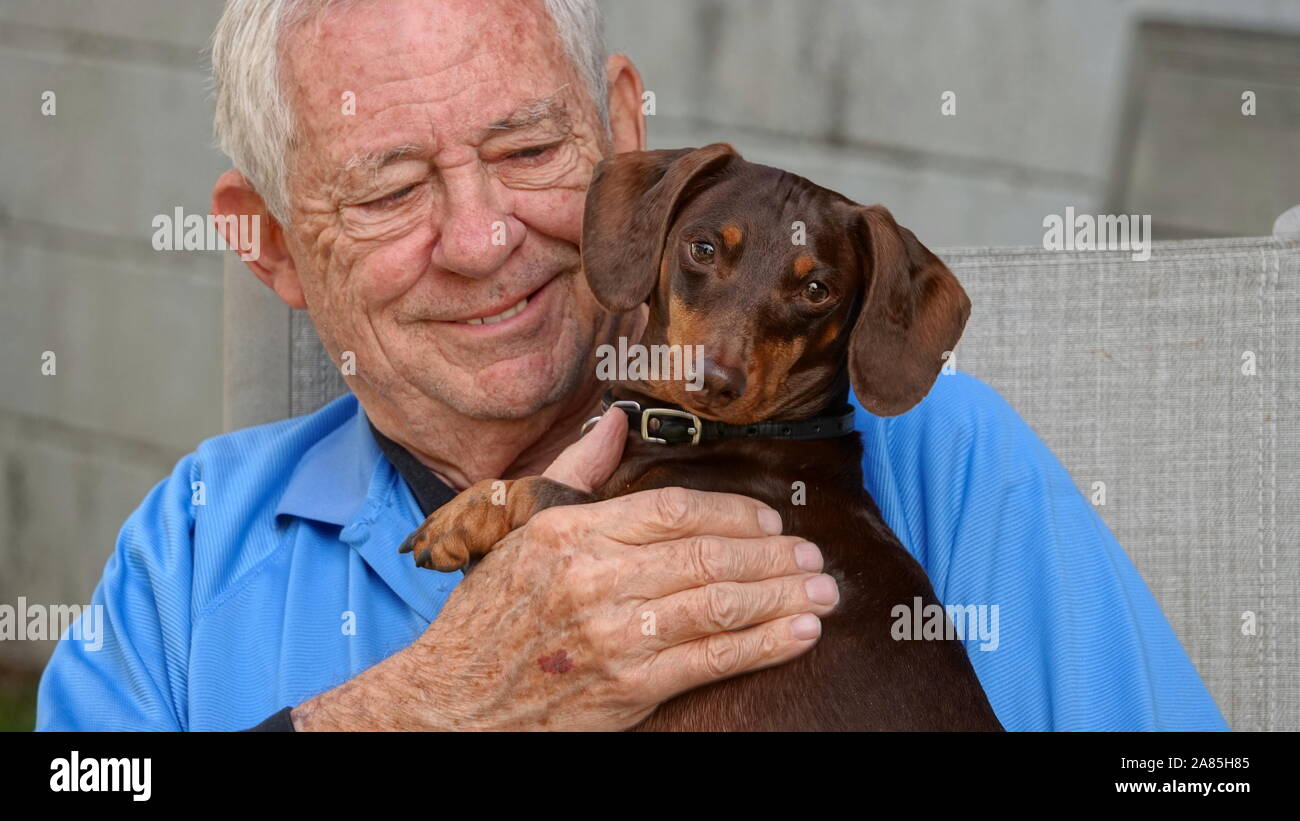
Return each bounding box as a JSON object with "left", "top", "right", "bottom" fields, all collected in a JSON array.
[{"left": 538, "top": 649, "right": 573, "bottom": 674}]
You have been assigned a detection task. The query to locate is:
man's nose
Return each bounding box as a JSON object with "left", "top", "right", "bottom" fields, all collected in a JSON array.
[{"left": 429, "top": 170, "right": 521, "bottom": 279}]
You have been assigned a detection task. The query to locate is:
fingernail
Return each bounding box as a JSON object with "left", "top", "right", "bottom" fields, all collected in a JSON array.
[
  {"left": 757, "top": 508, "right": 782, "bottom": 535},
  {"left": 790, "top": 613, "right": 821, "bottom": 640},
  {"left": 794, "top": 542, "right": 822, "bottom": 572},
  {"left": 805, "top": 574, "right": 839, "bottom": 605}
]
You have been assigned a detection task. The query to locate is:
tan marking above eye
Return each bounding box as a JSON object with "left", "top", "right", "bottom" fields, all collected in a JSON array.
[
  {"left": 793, "top": 255, "right": 816, "bottom": 277},
  {"left": 721, "top": 224, "right": 743, "bottom": 248}
]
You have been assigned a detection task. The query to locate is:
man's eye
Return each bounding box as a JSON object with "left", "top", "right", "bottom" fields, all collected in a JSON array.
[
  {"left": 507, "top": 143, "right": 557, "bottom": 161},
  {"left": 688, "top": 240, "right": 716, "bottom": 265},
  {"left": 363, "top": 184, "right": 418, "bottom": 208}
]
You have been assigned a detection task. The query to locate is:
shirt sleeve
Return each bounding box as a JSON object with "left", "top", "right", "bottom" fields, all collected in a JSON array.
[
  {"left": 35, "top": 454, "right": 198, "bottom": 731},
  {"left": 241, "top": 707, "right": 297, "bottom": 731},
  {"left": 858, "top": 370, "right": 1229, "bottom": 731}
]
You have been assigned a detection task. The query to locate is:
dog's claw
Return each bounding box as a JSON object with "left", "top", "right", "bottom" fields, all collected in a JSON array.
[
  {"left": 415, "top": 547, "right": 431, "bottom": 568},
  {"left": 398, "top": 532, "right": 416, "bottom": 554}
]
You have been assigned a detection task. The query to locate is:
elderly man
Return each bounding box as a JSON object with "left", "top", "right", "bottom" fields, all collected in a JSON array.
[{"left": 37, "top": 0, "right": 1225, "bottom": 731}]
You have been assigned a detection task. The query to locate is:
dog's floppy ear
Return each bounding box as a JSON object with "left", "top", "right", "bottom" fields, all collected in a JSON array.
[
  {"left": 846, "top": 205, "right": 971, "bottom": 417},
  {"left": 581, "top": 143, "right": 738, "bottom": 312}
]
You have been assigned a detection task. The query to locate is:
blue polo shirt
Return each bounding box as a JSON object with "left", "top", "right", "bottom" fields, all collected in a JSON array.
[{"left": 35, "top": 371, "right": 1228, "bottom": 731}]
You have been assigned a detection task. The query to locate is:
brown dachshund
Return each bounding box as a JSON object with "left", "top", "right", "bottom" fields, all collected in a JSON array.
[{"left": 401, "top": 143, "right": 1003, "bottom": 731}]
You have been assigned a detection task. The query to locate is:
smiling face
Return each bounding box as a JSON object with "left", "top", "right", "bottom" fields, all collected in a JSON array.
[
  {"left": 275, "top": 0, "right": 620, "bottom": 420},
  {"left": 642, "top": 167, "right": 864, "bottom": 423}
]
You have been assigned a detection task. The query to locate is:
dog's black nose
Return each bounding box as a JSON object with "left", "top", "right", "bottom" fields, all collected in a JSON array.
[{"left": 699, "top": 358, "right": 747, "bottom": 403}]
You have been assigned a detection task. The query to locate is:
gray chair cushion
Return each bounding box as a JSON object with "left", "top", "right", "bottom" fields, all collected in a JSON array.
[{"left": 945, "top": 234, "right": 1297, "bottom": 731}]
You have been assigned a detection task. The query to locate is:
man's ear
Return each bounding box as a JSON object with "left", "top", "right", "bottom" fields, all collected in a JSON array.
[
  {"left": 846, "top": 205, "right": 971, "bottom": 417},
  {"left": 211, "top": 169, "right": 305, "bottom": 310},
  {"left": 581, "top": 143, "right": 738, "bottom": 312},
  {"left": 603, "top": 53, "right": 646, "bottom": 154}
]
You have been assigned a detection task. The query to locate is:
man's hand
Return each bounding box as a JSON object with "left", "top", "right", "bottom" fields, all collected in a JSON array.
[{"left": 290, "top": 410, "right": 837, "bottom": 730}]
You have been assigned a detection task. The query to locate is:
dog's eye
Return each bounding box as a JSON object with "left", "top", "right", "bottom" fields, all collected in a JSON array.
[
  {"left": 804, "top": 281, "right": 830, "bottom": 303},
  {"left": 688, "top": 240, "right": 716, "bottom": 265}
]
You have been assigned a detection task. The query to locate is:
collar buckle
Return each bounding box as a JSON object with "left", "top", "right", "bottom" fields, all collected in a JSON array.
[
  {"left": 581, "top": 400, "right": 644, "bottom": 437},
  {"left": 641, "top": 407, "right": 702, "bottom": 445}
]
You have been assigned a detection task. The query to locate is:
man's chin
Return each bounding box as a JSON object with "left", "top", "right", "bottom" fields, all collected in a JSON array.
[{"left": 423, "top": 357, "right": 581, "bottom": 421}]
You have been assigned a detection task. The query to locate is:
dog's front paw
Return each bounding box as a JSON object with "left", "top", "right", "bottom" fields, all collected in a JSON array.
[
  {"left": 398, "top": 479, "right": 507, "bottom": 571},
  {"left": 398, "top": 476, "right": 595, "bottom": 571},
  {"left": 398, "top": 508, "right": 475, "bottom": 571}
]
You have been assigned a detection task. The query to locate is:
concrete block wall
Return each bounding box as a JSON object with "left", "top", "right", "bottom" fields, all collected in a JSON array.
[
  {"left": 602, "top": 0, "right": 1300, "bottom": 247},
  {"left": 0, "top": 2, "right": 228, "bottom": 669}
]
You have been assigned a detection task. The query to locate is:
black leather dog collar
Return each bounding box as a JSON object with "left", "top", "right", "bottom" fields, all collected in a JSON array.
[{"left": 587, "top": 390, "right": 856, "bottom": 446}]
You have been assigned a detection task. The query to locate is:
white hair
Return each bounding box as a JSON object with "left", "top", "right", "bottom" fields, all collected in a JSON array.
[{"left": 211, "top": 0, "right": 608, "bottom": 223}]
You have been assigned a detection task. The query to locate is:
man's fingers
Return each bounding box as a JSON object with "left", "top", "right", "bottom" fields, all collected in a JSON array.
[
  {"left": 638, "top": 572, "right": 839, "bottom": 651},
  {"left": 632, "top": 535, "right": 822, "bottom": 599},
  {"left": 542, "top": 407, "right": 627, "bottom": 493},
  {"left": 574, "top": 486, "right": 783, "bottom": 544},
  {"left": 644, "top": 613, "right": 822, "bottom": 703}
]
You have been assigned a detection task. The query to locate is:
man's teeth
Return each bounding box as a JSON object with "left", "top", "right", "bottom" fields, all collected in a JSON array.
[{"left": 459, "top": 297, "right": 528, "bottom": 326}]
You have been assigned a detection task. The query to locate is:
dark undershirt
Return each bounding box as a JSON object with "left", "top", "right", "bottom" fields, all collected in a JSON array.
[
  {"left": 241, "top": 421, "right": 457, "bottom": 732},
  {"left": 367, "top": 420, "right": 459, "bottom": 517}
]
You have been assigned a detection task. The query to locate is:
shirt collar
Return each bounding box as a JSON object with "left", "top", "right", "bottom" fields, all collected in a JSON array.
[{"left": 274, "top": 395, "right": 384, "bottom": 527}]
